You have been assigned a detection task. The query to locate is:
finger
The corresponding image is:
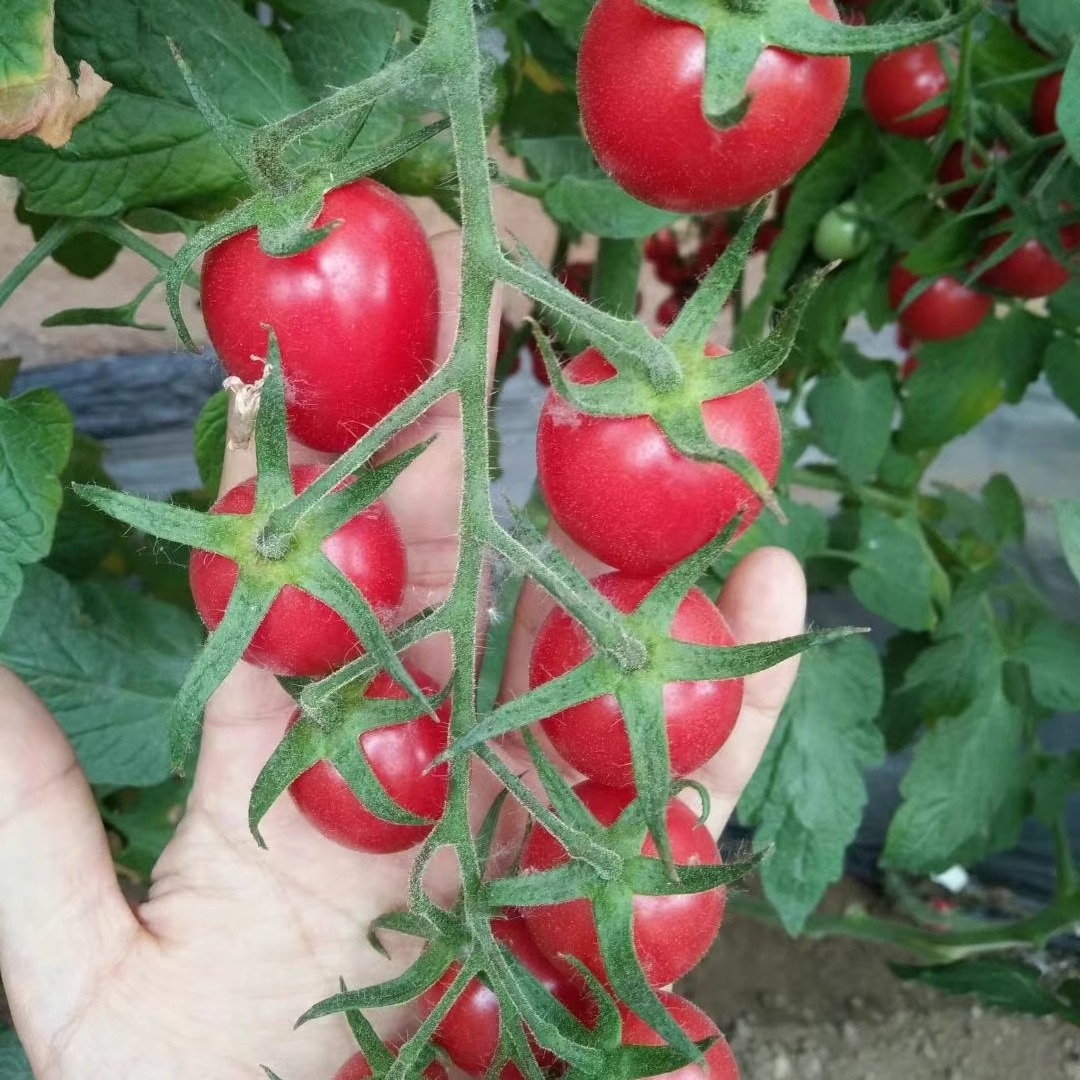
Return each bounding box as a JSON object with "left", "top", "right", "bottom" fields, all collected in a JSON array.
[
  {"left": 692, "top": 546, "right": 807, "bottom": 835},
  {"left": 0, "top": 668, "right": 140, "bottom": 1048}
]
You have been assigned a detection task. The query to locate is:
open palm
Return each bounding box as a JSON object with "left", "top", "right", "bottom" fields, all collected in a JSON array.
[{"left": 0, "top": 236, "right": 807, "bottom": 1080}]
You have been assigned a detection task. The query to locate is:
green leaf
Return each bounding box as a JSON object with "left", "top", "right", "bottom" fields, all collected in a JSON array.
[
  {"left": 0, "top": 358, "right": 20, "bottom": 399},
  {"left": 739, "top": 637, "right": 884, "bottom": 934},
  {"left": 0, "top": 565, "right": 202, "bottom": 786},
  {"left": 898, "top": 321, "right": 1006, "bottom": 451},
  {"left": 0, "top": 0, "right": 309, "bottom": 217},
  {"left": 884, "top": 679, "right": 1025, "bottom": 874},
  {"left": 101, "top": 774, "right": 192, "bottom": 879},
  {"left": 850, "top": 508, "right": 941, "bottom": 632},
  {"left": 717, "top": 495, "right": 828, "bottom": 571},
  {"left": 1020, "top": 0, "right": 1080, "bottom": 53},
  {"left": 512, "top": 134, "right": 597, "bottom": 180},
  {"left": 15, "top": 196, "right": 120, "bottom": 278},
  {"left": 283, "top": 0, "right": 401, "bottom": 99},
  {"left": 997, "top": 309, "right": 1052, "bottom": 405},
  {"left": 1045, "top": 335, "right": 1080, "bottom": 418},
  {"left": 545, "top": 176, "right": 680, "bottom": 239},
  {"left": 805, "top": 352, "right": 895, "bottom": 484},
  {"left": 0, "top": 388, "right": 73, "bottom": 563},
  {"left": 0, "top": 1026, "right": 32, "bottom": 1079},
  {"left": 892, "top": 958, "right": 1078, "bottom": 1021},
  {"left": 535, "top": 0, "right": 591, "bottom": 46},
  {"left": 1056, "top": 500, "right": 1080, "bottom": 586},
  {"left": 1059, "top": 43, "right": 1080, "bottom": 171},
  {"left": 1013, "top": 616, "right": 1080, "bottom": 712},
  {"left": 194, "top": 390, "right": 229, "bottom": 495},
  {"left": 981, "top": 473, "right": 1025, "bottom": 546}
]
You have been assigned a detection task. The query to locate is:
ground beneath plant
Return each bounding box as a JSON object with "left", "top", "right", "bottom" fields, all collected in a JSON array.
[
  {"left": 3, "top": 184, "right": 1077, "bottom": 1080},
  {"left": 685, "top": 880, "right": 1077, "bottom": 1080}
]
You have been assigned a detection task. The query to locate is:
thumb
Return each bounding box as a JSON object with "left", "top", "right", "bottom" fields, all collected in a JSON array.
[{"left": 0, "top": 668, "right": 138, "bottom": 1049}]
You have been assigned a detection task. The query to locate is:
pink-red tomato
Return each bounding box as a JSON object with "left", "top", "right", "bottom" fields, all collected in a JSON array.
[
  {"left": 536, "top": 347, "right": 782, "bottom": 576},
  {"left": 936, "top": 141, "right": 1007, "bottom": 211},
  {"left": 288, "top": 665, "right": 449, "bottom": 854},
  {"left": 1033, "top": 72, "right": 1062, "bottom": 136},
  {"left": 520, "top": 781, "right": 726, "bottom": 987},
  {"left": 620, "top": 990, "right": 740, "bottom": 1079},
  {"left": 864, "top": 44, "right": 950, "bottom": 139},
  {"left": 978, "top": 220, "right": 1078, "bottom": 299},
  {"left": 529, "top": 573, "right": 743, "bottom": 789},
  {"left": 332, "top": 1049, "right": 447, "bottom": 1080},
  {"left": 888, "top": 264, "right": 993, "bottom": 342},
  {"left": 656, "top": 294, "right": 686, "bottom": 327},
  {"left": 201, "top": 179, "right": 439, "bottom": 454},
  {"left": 189, "top": 464, "right": 406, "bottom": 678},
  {"left": 645, "top": 229, "right": 681, "bottom": 268},
  {"left": 578, "top": 0, "right": 850, "bottom": 212},
  {"left": 418, "top": 915, "right": 595, "bottom": 1078}
]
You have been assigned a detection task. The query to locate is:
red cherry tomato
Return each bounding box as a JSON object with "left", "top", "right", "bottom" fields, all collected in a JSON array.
[
  {"left": 620, "top": 990, "right": 740, "bottom": 1079},
  {"left": 560, "top": 261, "right": 593, "bottom": 299},
  {"left": 645, "top": 229, "right": 680, "bottom": 267},
  {"left": 888, "top": 264, "right": 993, "bottom": 342},
  {"left": 332, "top": 1049, "right": 447, "bottom": 1080},
  {"left": 201, "top": 179, "right": 439, "bottom": 454},
  {"left": 288, "top": 665, "right": 449, "bottom": 854},
  {"left": 694, "top": 222, "right": 733, "bottom": 277},
  {"left": 978, "top": 219, "right": 1077, "bottom": 299},
  {"left": 578, "top": 0, "right": 850, "bottom": 212},
  {"left": 418, "top": 915, "right": 595, "bottom": 1077},
  {"left": 753, "top": 220, "right": 783, "bottom": 253},
  {"left": 656, "top": 294, "right": 686, "bottom": 327},
  {"left": 936, "top": 142, "right": 1007, "bottom": 211},
  {"left": 529, "top": 573, "right": 743, "bottom": 789},
  {"left": 536, "top": 347, "right": 782, "bottom": 575},
  {"left": 864, "top": 44, "right": 950, "bottom": 139},
  {"left": 189, "top": 464, "right": 406, "bottom": 678},
  {"left": 521, "top": 781, "right": 726, "bottom": 987},
  {"left": 1033, "top": 72, "right": 1062, "bottom": 136}
]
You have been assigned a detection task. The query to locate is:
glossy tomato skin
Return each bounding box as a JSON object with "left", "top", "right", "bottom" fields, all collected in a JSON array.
[
  {"left": 888, "top": 264, "right": 993, "bottom": 342},
  {"left": 620, "top": 990, "right": 740, "bottom": 1080},
  {"left": 188, "top": 464, "right": 406, "bottom": 677},
  {"left": 536, "top": 347, "right": 782, "bottom": 576},
  {"left": 201, "top": 180, "right": 439, "bottom": 454},
  {"left": 578, "top": 0, "right": 850, "bottom": 212},
  {"left": 332, "top": 1049, "right": 448, "bottom": 1080},
  {"left": 978, "top": 227, "right": 1075, "bottom": 299},
  {"left": 521, "top": 781, "right": 726, "bottom": 987},
  {"left": 418, "top": 915, "right": 594, "bottom": 1078},
  {"left": 529, "top": 573, "right": 743, "bottom": 789},
  {"left": 289, "top": 666, "right": 450, "bottom": 853},
  {"left": 1033, "top": 72, "right": 1062, "bottom": 136},
  {"left": 864, "top": 44, "right": 950, "bottom": 139}
]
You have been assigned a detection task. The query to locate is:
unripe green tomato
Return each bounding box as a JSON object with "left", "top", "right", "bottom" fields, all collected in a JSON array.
[{"left": 813, "top": 200, "right": 870, "bottom": 261}]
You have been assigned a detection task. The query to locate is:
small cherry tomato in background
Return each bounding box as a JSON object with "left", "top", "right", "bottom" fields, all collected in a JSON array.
[
  {"left": 936, "top": 141, "right": 1008, "bottom": 211},
  {"left": 864, "top": 44, "right": 950, "bottom": 139},
  {"left": 888, "top": 264, "right": 993, "bottom": 342},
  {"left": 753, "top": 220, "right": 783, "bottom": 254},
  {"left": 521, "top": 781, "right": 727, "bottom": 988},
  {"left": 288, "top": 665, "right": 450, "bottom": 854},
  {"left": 619, "top": 990, "right": 740, "bottom": 1080},
  {"left": 645, "top": 229, "right": 681, "bottom": 268},
  {"left": 1032, "top": 72, "right": 1062, "bottom": 136},
  {"left": 189, "top": 464, "right": 407, "bottom": 678},
  {"left": 536, "top": 347, "right": 782, "bottom": 575},
  {"left": 977, "top": 222, "right": 1077, "bottom": 300},
  {"left": 578, "top": 0, "right": 851, "bottom": 212},
  {"left": 529, "top": 573, "right": 742, "bottom": 790},
  {"left": 813, "top": 200, "right": 871, "bottom": 261},
  {"left": 656, "top": 294, "right": 686, "bottom": 327},
  {"left": 419, "top": 915, "right": 595, "bottom": 1077},
  {"left": 200, "top": 179, "right": 440, "bottom": 454},
  {"left": 694, "top": 221, "right": 733, "bottom": 277}
]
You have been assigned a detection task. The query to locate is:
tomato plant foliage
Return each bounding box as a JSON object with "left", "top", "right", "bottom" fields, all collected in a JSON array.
[{"left": 2, "top": 0, "right": 1080, "bottom": 1073}]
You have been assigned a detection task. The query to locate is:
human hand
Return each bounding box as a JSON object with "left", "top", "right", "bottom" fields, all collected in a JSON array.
[{"left": 0, "top": 234, "right": 807, "bottom": 1080}]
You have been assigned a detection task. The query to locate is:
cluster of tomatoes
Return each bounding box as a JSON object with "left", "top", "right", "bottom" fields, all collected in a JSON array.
[
  {"left": 862, "top": 39, "right": 1074, "bottom": 374},
  {"left": 190, "top": 161, "right": 776, "bottom": 1074}
]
